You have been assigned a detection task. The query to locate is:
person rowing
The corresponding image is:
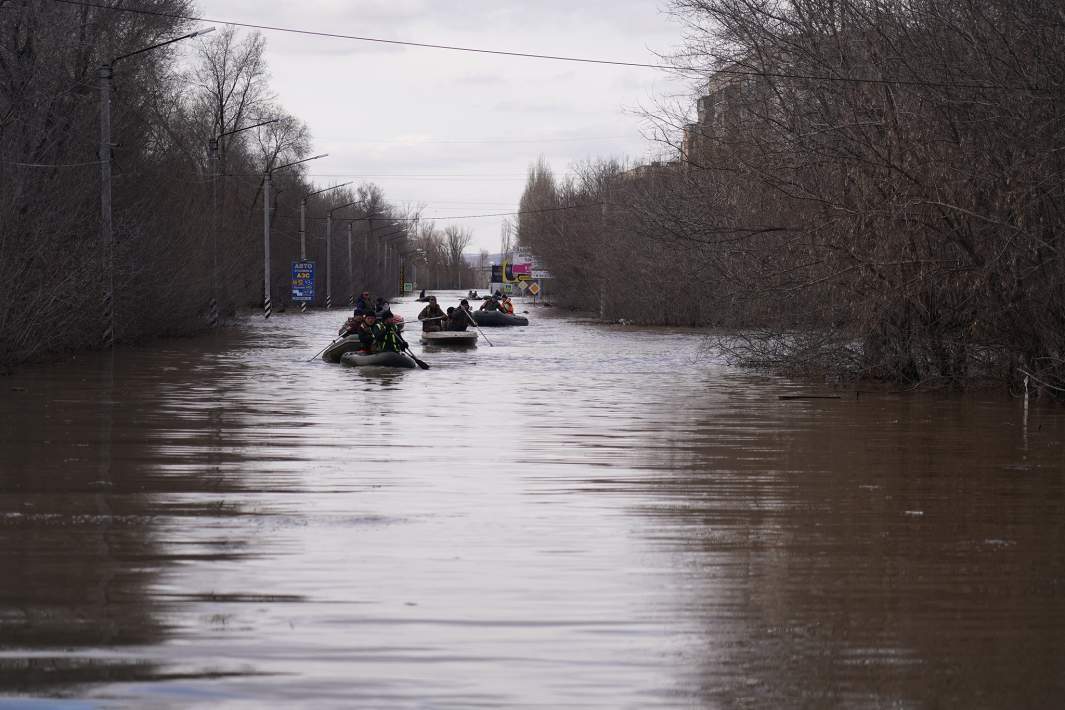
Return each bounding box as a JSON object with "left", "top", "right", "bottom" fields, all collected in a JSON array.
[
  {"left": 375, "top": 310, "right": 408, "bottom": 353},
  {"left": 417, "top": 295, "right": 445, "bottom": 332},
  {"left": 339, "top": 313, "right": 364, "bottom": 337},
  {"left": 355, "top": 312, "right": 381, "bottom": 353},
  {"left": 449, "top": 299, "right": 474, "bottom": 331}
]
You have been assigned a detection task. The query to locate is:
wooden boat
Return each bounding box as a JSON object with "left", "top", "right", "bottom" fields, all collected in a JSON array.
[
  {"left": 321, "top": 335, "right": 364, "bottom": 363},
  {"left": 421, "top": 330, "right": 478, "bottom": 346},
  {"left": 473, "top": 310, "right": 529, "bottom": 327},
  {"left": 340, "top": 351, "right": 417, "bottom": 369}
]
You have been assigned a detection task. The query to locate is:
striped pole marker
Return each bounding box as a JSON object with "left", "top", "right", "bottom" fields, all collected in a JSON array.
[
  {"left": 325, "top": 295, "right": 332, "bottom": 310},
  {"left": 208, "top": 298, "right": 219, "bottom": 328},
  {"left": 102, "top": 290, "right": 114, "bottom": 347},
  {"left": 300, "top": 301, "right": 307, "bottom": 313},
  {"left": 264, "top": 297, "right": 272, "bottom": 319}
]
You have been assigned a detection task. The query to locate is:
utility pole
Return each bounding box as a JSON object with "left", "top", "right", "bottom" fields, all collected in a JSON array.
[
  {"left": 346, "top": 222, "right": 354, "bottom": 306},
  {"left": 98, "top": 27, "right": 215, "bottom": 347},
  {"left": 326, "top": 199, "right": 361, "bottom": 310},
  {"left": 98, "top": 63, "right": 113, "bottom": 346},
  {"left": 263, "top": 169, "right": 272, "bottom": 318},
  {"left": 326, "top": 209, "right": 333, "bottom": 310},
  {"left": 209, "top": 118, "right": 278, "bottom": 327},
  {"left": 299, "top": 181, "right": 352, "bottom": 312},
  {"left": 363, "top": 220, "right": 371, "bottom": 292},
  {"left": 263, "top": 153, "right": 327, "bottom": 318}
]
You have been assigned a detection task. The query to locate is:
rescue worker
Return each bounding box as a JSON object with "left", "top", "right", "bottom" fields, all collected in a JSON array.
[
  {"left": 339, "top": 314, "right": 364, "bottom": 337},
  {"left": 375, "top": 313, "right": 408, "bottom": 353},
  {"left": 356, "top": 312, "right": 382, "bottom": 353},
  {"left": 479, "top": 294, "right": 501, "bottom": 312},
  {"left": 354, "top": 291, "right": 373, "bottom": 315},
  {"left": 451, "top": 299, "right": 474, "bottom": 331},
  {"left": 500, "top": 296, "right": 515, "bottom": 315},
  {"left": 417, "top": 295, "right": 446, "bottom": 332}
]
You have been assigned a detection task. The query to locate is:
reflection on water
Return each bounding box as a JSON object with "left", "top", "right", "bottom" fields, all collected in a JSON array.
[{"left": 2, "top": 291, "right": 1064, "bottom": 707}]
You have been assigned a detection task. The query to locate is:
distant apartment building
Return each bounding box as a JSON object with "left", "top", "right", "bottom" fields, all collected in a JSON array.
[{"left": 682, "top": 65, "right": 753, "bottom": 166}]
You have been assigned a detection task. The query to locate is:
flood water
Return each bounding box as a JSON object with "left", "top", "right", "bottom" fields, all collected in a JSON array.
[{"left": 2, "top": 291, "right": 1064, "bottom": 708}]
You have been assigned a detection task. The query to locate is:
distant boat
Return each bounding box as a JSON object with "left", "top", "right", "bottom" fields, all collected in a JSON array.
[{"left": 473, "top": 311, "right": 529, "bottom": 327}]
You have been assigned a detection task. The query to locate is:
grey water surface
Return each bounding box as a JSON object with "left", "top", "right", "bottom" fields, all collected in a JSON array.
[{"left": 2, "top": 292, "right": 1064, "bottom": 708}]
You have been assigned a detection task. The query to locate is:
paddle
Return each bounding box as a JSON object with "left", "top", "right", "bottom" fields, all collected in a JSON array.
[
  {"left": 462, "top": 308, "right": 493, "bottom": 347},
  {"left": 402, "top": 343, "right": 431, "bottom": 369}
]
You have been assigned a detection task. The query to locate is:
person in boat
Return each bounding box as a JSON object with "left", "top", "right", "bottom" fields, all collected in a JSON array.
[
  {"left": 374, "top": 310, "right": 408, "bottom": 353},
  {"left": 374, "top": 297, "right": 389, "bottom": 316},
  {"left": 450, "top": 299, "right": 473, "bottom": 331},
  {"left": 355, "top": 312, "right": 384, "bottom": 353},
  {"left": 419, "top": 288, "right": 426, "bottom": 299},
  {"left": 499, "top": 296, "right": 515, "bottom": 315},
  {"left": 339, "top": 314, "right": 364, "bottom": 337},
  {"left": 354, "top": 291, "right": 373, "bottom": 315},
  {"left": 417, "top": 295, "right": 445, "bottom": 332},
  {"left": 479, "top": 294, "right": 501, "bottom": 311}
]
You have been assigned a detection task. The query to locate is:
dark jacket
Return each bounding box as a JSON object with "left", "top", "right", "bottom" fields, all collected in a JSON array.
[
  {"left": 354, "top": 296, "right": 373, "bottom": 315},
  {"left": 418, "top": 303, "right": 445, "bottom": 331},
  {"left": 479, "top": 298, "right": 500, "bottom": 312},
  {"left": 450, "top": 306, "right": 473, "bottom": 331}
]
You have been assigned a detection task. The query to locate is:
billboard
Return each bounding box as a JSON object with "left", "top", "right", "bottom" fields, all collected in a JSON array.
[{"left": 492, "top": 261, "right": 534, "bottom": 283}]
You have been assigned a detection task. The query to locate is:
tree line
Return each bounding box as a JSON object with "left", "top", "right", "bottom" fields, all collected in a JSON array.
[
  {"left": 0, "top": 2, "right": 477, "bottom": 370},
  {"left": 411, "top": 222, "right": 482, "bottom": 291},
  {"left": 518, "top": 0, "right": 1065, "bottom": 394}
]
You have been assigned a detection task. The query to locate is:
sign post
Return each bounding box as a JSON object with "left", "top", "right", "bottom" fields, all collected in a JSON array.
[{"left": 292, "top": 261, "right": 315, "bottom": 305}]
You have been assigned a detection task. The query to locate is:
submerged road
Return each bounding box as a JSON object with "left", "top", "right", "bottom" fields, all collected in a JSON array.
[{"left": 2, "top": 290, "right": 1064, "bottom": 708}]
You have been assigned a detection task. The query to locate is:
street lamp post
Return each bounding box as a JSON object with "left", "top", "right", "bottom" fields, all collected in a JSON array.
[
  {"left": 346, "top": 221, "right": 354, "bottom": 306},
  {"left": 263, "top": 153, "right": 327, "bottom": 318},
  {"left": 364, "top": 219, "right": 372, "bottom": 292},
  {"left": 299, "top": 182, "right": 352, "bottom": 312},
  {"left": 326, "top": 200, "right": 361, "bottom": 309},
  {"left": 98, "top": 26, "right": 215, "bottom": 346},
  {"left": 208, "top": 118, "right": 278, "bottom": 327},
  {"left": 382, "top": 233, "right": 407, "bottom": 296}
]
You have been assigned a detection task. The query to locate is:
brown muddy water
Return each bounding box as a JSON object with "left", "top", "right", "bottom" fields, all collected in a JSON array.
[{"left": 1, "top": 291, "right": 1064, "bottom": 708}]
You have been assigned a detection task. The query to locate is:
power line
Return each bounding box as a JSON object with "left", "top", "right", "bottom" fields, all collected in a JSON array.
[
  {"left": 50, "top": 0, "right": 1032, "bottom": 91},
  {"left": 51, "top": 0, "right": 670, "bottom": 70},
  {"left": 304, "top": 202, "right": 596, "bottom": 221},
  {"left": 349, "top": 203, "right": 600, "bottom": 221},
  {"left": 2, "top": 159, "right": 104, "bottom": 168},
  {"left": 346, "top": 135, "right": 633, "bottom": 145}
]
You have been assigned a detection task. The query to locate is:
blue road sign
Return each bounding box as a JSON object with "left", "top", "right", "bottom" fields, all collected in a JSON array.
[{"left": 292, "top": 261, "right": 315, "bottom": 302}]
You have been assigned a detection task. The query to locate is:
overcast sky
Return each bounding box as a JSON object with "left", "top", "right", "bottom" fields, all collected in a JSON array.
[{"left": 200, "top": 1, "right": 693, "bottom": 253}]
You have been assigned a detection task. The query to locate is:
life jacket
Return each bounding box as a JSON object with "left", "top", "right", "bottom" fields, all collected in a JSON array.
[
  {"left": 377, "top": 323, "right": 405, "bottom": 352},
  {"left": 501, "top": 300, "right": 514, "bottom": 314},
  {"left": 358, "top": 321, "right": 382, "bottom": 350}
]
